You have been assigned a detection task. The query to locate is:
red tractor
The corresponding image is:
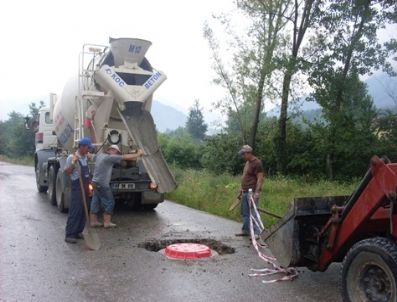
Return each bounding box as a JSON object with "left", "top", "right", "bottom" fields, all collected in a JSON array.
[{"left": 264, "top": 156, "right": 397, "bottom": 302}]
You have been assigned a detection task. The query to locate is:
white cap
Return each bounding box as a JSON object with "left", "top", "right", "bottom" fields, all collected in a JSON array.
[
  {"left": 109, "top": 144, "right": 121, "bottom": 154},
  {"left": 238, "top": 145, "right": 253, "bottom": 155}
]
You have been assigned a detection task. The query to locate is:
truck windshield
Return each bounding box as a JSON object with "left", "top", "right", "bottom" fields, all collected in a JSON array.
[{"left": 45, "top": 112, "right": 53, "bottom": 124}]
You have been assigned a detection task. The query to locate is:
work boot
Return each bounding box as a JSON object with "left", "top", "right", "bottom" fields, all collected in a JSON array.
[
  {"left": 90, "top": 213, "right": 102, "bottom": 227},
  {"left": 75, "top": 233, "right": 84, "bottom": 240},
  {"left": 65, "top": 237, "right": 77, "bottom": 244},
  {"left": 235, "top": 231, "right": 249, "bottom": 237},
  {"left": 103, "top": 213, "right": 117, "bottom": 228}
]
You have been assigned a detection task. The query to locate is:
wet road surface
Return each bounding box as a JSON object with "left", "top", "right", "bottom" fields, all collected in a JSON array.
[{"left": 0, "top": 162, "right": 342, "bottom": 302}]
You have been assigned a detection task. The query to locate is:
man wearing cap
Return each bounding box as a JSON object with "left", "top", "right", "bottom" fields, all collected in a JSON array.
[
  {"left": 64, "top": 137, "right": 92, "bottom": 244},
  {"left": 236, "top": 145, "right": 264, "bottom": 238},
  {"left": 90, "top": 145, "right": 144, "bottom": 228}
]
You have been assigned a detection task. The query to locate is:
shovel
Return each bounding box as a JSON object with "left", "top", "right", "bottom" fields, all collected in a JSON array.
[
  {"left": 78, "top": 172, "right": 101, "bottom": 251},
  {"left": 228, "top": 194, "right": 282, "bottom": 219},
  {"left": 228, "top": 196, "right": 241, "bottom": 211}
]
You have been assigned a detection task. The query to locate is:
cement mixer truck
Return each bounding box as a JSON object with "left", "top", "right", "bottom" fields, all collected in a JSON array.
[{"left": 34, "top": 37, "right": 176, "bottom": 212}]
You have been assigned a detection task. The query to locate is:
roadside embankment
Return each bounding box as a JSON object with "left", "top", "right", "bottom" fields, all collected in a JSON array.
[{"left": 166, "top": 167, "right": 358, "bottom": 227}]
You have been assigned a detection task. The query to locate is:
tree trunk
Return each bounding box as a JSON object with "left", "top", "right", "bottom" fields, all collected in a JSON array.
[
  {"left": 277, "top": 69, "right": 293, "bottom": 174},
  {"left": 249, "top": 74, "right": 265, "bottom": 149}
]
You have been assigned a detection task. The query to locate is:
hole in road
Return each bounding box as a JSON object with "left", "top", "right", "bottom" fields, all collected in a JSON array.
[{"left": 138, "top": 238, "right": 235, "bottom": 255}]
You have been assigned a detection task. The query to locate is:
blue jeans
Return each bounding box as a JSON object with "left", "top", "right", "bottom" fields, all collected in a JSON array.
[
  {"left": 90, "top": 184, "right": 115, "bottom": 214},
  {"left": 241, "top": 192, "right": 260, "bottom": 235}
]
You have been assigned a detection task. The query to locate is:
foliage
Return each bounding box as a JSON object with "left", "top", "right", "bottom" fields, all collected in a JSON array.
[
  {"left": 201, "top": 133, "right": 243, "bottom": 175},
  {"left": 158, "top": 130, "right": 203, "bottom": 169},
  {"left": 307, "top": 0, "right": 397, "bottom": 178},
  {"left": 166, "top": 167, "right": 358, "bottom": 227},
  {"left": 186, "top": 100, "right": 208, "bottom": 141},
  {"left": 204, "top": 0, "right": 291, "bottom": 147},
  {"left": 276, "top": 0, "right": 322, "bottom": 174},
  {"left": 0, "top": 101, "right": 44, "bottom": 159}
]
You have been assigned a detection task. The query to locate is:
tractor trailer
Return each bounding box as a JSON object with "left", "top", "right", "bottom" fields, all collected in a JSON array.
[{"left": 34, "top": 37, "right": 176, "bottom": 212}]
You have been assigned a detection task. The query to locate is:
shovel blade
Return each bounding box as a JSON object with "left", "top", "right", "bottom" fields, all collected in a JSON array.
[{"left": 83, "top": 227, "right": 101, "bottom": 251}]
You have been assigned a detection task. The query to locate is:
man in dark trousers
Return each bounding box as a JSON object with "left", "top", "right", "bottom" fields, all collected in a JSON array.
[
  {"left": 235, "top": 145, "right": 264, "bottom": 238},
  {"left": 64, "top": 137, "right": 92, "bottom": 244}
]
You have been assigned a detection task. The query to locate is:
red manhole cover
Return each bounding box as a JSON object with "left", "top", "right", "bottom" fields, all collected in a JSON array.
[{"left": 164, "top": 243, "right": 212, "bottom": 260}]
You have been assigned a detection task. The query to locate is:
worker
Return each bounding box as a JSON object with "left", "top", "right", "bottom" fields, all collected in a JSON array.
[
  {"left": 235, "top": 145, "right": 264, "bottom": 238},
  {"left": 64, "top": 137, "right": 92, "bottom": 244},
  {"left": 90, "top": 145, "right": 144, "bottom": 228}
]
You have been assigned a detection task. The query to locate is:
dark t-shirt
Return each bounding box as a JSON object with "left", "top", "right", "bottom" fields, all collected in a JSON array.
[{"left": 241, "top": 157, "right": 264, "bottom": 191}]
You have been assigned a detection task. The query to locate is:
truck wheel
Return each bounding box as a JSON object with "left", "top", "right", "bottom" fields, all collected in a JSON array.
[
  {"left": 143, "top": 204, "right": 158, "bottom": 210},
  {"left": 35, "top": 164, "right": 48, "bottom": 193},
  {"left": 56, "top": 172, "right": 67, "bottom": 213},
  {"left": 48, "top": 166, "right": 57, "bottom": 205},
  {"left": 342, "top": 237, "right": 397, "bottom": 302}
]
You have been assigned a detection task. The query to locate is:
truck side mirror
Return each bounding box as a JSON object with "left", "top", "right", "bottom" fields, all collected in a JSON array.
[{"left": 24, "top": 116, "right": 30, "bottom": 129}]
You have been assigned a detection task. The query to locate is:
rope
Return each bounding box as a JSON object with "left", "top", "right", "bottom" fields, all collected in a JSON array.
[{"left": 247, "top": 191, "right": 298, "bottom": 283}]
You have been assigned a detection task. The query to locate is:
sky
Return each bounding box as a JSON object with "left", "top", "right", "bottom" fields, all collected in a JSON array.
[
  {"left": 0, "top": 1, "right": 396, "bottom": 124},
  {"left": 0, "top": 0, "right": 235, "bottom": 123}
]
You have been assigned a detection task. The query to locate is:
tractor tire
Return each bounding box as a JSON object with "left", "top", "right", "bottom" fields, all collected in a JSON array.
[
  {"left": 48, "top": 166, "right": 57, "bottom": 205},
  {"left": 341, "top": 237, "right": 397, "bottom": 302},
  {"left": 35, "top": 164, "right": 47, "bottom": 193}
]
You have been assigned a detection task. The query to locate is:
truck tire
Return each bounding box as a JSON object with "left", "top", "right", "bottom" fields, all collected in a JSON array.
[
  {"left": 143, "top": 204, "right": 158, "bottom": 210},
  {"left": 56, "top": 172, "right": 68, "bottom": 213},
  {"left": 48, "top": 166, "right": 57, "bottom": 205},
  {"left": 35, "top": 164, "right": 48, "bottom": 193},
  {"left": 341, "top": 237, "right": 397, "bottom": 302}
]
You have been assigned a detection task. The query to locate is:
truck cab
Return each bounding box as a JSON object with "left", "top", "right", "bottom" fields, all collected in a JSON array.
[{"left": 35, "top": 107, "right": 57, "bottom": 151}]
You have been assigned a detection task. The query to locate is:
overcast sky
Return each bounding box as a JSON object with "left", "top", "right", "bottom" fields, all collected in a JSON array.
[
  {"left": 0, "top": 0, "right": 235, "bottom": 122},
  {"left": 1, "top": 1, "right": 395, "bottom": 123}
]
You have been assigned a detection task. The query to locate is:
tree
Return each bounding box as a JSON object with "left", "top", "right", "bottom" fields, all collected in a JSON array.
[
  {"left": 0, "top": 101, "right": 45, "bottom": 158},
  {"left": 311, "top": 72, "right": 378, "bottom": 178},
  {"left": 308, "top": 0, "right": 397, "bottom": 178},
  {"left": 201, "top": 133, "right": 243, "bottom": 175},
  {"left": 186, "top": 100, "right": 208, "bottom": 140},
  {"left": 277, "top": 0, "right": 322, "bottom": 174},
  {"left": 159, "top": 131, "right": 203, "bottom": 169},
  {"left": 204, "top": 0, "right": 292, "bottom": 147}
]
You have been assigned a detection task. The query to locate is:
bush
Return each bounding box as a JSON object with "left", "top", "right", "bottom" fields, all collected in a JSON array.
[
  {"left": 159, "top": 131, "right": 203, "bottom": 169},
  {"left": 201, "top": 133, "right": 243, "bottom": 175}
]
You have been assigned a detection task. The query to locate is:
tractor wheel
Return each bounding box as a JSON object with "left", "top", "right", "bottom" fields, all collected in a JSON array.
[
  {"left": 342, "top": 237, "right": 397, "bottom": 302},
  {"left": 48, "top": 166, "right": 57, "bottom": 205}
]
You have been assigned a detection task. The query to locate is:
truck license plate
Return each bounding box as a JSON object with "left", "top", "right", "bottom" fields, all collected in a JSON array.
[{"left": 112, "top": 183, "right": 135, "bottom": 190}]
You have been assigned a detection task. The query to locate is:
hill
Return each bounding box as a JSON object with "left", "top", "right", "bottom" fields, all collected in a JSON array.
[{"left": 151, "top": 100, "right": 187, "bottom": 132}]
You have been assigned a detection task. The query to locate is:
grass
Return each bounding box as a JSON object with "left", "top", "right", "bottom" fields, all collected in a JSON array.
[
  {"left": 166, "top": 167, "right": 359, "bottom": 227},
  {"left": 0, "top": 155, "right": 34, "bottom": 166}
]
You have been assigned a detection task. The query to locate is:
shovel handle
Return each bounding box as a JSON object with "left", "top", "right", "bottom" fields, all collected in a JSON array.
[
  {"left": 76, "top": 163, "right": 90, "bottom": 224},
  {"left": 257, "top": 207, "right": 282, "bottom": 219}
]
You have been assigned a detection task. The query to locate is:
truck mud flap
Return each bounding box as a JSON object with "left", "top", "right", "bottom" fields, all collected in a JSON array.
[{"left": 119, "top": 102, "right": 177, "bottom": 193}]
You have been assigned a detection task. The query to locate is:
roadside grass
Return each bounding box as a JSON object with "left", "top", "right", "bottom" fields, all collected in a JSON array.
[
  {"left": 166, "top": 167, "right": 359, "bottom": 228},
  {"left": 0, "top": 155, "right": 34, "bottom": 166}
]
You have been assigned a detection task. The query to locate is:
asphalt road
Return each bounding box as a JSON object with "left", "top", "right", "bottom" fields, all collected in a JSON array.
[{"left": 0, "top": 162, "right": 342, "bottom": 302}]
